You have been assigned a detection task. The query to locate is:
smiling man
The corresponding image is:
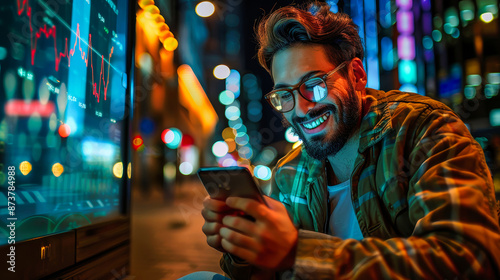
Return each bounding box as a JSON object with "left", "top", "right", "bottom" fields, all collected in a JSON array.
[{"left": 196, "top": 2, "right": 500, "bottom": 280}]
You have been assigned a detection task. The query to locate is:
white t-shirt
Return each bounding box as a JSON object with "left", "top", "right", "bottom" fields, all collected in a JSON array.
[{"left": 327, "top": 180, "right": 364, "bottom": 240}]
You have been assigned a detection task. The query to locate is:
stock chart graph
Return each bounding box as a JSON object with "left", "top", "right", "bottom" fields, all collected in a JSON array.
[{"left": 0, "top": 0, "right": 130, "bottom": 244}]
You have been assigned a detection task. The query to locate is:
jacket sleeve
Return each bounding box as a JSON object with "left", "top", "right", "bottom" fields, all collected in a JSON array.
[{"left": 293, "top": 109, "right": 500, "bottom": 279}]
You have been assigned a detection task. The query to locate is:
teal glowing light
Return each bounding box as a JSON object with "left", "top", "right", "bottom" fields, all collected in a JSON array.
[
  {"left": 399, "top": 84, "right": 418, "bottom": 93},
  {"left": 464, "top": 85, "right": 476, "bottom": 99},
  {"left": 225, "top": 106, "right": 241, "bottom": 121},
  {"left": 226, "top": 69, "right": 241, "bottom": 98},
  {"left": 398, "top": 60, "right": 417, "bottom": 84},
  {"left": 422, "top": 36, "right": 434, "bottom": 49},
  {"left": 165, "top": 128, "right": 182, "bottom": 149},
  {"left": 432, "top": 30, "right": 443, "bottom": 42},
  {"left": 459, "top": 1, "right": 475, "bottom": 22},
  {"left": 219, "top": 90, "right": 235, "bottom": 105},
  {"left": 490, "top": 109, "right": 500, "bottom": 126},
  {"left": 254, "top": 165, "right": 272, "bottom": 181}
]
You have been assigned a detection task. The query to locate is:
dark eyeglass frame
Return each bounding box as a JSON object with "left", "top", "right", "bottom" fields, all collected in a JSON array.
[{"left": 264, "top": 61, "right": 349, "bottom": 113}]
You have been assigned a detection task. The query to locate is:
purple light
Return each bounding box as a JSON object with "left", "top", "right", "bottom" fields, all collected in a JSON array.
[
  {"left": 424, "top": 49, "right": 434, "bottom": 62},
  {"left": 423, "top": 13, "right": 432, "bottom": 34},
  {"left": 397, "top": 11, "right": 414, "bottom": 34},
  {"left": 421, "top": 0, "right": 431, "bottom": 11},
  {"left": 396, "top": 0, "right": 412, "bottom": 10},
  {"left": 398, "top": 35, "right": 415, "bottom": 60}
]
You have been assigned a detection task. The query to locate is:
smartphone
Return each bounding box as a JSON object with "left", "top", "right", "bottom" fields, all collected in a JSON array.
[{"left": 197, "top": 166, "right": 268, "bottom": 207}]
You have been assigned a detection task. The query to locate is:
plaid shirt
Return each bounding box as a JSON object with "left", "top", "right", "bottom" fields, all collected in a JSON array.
[{"left": 221, "top": 89, "right": 500, "bottom": 279}]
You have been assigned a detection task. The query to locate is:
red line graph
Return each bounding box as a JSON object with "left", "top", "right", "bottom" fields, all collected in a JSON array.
[{"left": 16, "top": 0, "right": 113, "bottom": 103}]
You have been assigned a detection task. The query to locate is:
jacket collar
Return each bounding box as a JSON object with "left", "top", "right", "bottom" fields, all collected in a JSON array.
[{"left": 357, "top": 88, "right": 394, "bottom": 153}]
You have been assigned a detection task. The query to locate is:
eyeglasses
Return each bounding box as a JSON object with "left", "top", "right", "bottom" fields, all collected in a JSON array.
[{"left": 264, "top": 61, "right": 348, "bottom": 113}]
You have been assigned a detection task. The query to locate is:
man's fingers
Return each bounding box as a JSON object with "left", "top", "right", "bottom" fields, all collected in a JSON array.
[
  {"left": 220, "top": 227, "right": 258, "bottom": 250},
  {"left": 206, "top": 234, "right": 226, "bottom": 253},
  {"left": 201, "top": 208, "right": 225, "bottom": 222},
  {"left": 226, "top": 197, "right": 269, "bottom": 221},
  {"left": 221, "top": 238, "right": 256, "bottom": 263},
  {"left": 202, "top": 221, "right": 222, "bottom": 236},
  {"left": 203, "top": 196, "right": 232, "bottom": 212},
  {"left": 222, "top": 215, "right": 257, "bottom": 236}
]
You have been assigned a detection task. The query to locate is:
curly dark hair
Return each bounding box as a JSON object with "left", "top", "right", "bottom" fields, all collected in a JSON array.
[{"left": 256, "top": 1, "right": 364, "bottom": 76}]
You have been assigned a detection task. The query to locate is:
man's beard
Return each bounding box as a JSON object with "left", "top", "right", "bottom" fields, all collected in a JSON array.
[{"left": 283, "top": 85, "right": 360, "bottom": 160}]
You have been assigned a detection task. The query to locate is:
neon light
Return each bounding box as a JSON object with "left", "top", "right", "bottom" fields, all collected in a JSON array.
[
  {"left": 397, "top": 11, "right": 414, "bottom": 34},
  {"left": 398, "top": 60, "right": 417, "bottom": 84},
  {"left": 397, "top": 36, "right": 416, "bottom": 60},
  {"left": 4, "top": 100, "right": 55, "bottom": 117},
  {"left": 396, "top": 0, "right": 412, "bottom": 9}
]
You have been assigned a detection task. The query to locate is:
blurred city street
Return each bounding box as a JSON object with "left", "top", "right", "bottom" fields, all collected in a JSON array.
[{"left": 130, "top": 181, "right": 224, "bottom": 279}]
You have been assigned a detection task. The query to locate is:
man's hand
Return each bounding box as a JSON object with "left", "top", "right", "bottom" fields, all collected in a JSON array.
[
  {"left": 220, "top": 196, "right": 298, "bottom": 270},
  {"left": 201, "top": 196, "right": 234, "bottom": 252}
]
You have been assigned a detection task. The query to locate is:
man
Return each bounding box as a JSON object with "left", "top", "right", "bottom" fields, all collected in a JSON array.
[{"left": 200, "top": 2, "right": 500, "bottom": 279}]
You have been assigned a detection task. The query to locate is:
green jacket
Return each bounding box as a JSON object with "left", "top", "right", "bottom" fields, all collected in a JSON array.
[{"left": 221, "top": 89, "right": 500, "bottom": 279}]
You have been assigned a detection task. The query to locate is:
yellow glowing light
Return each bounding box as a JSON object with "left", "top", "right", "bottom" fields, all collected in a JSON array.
[
  {"left": 138, "top": 0, "right": 155, "bottom": 9},
  {"left": 178, "top": 64, "right": 218, "bottom": 137},
  {"left": 128, "top": 162, "right": 132, "bottom": 179},
  {"left": 150, "top": 14, "right": 165, "bottom": 24},
  {"left": 225, "top": 138, "right": 236, "bottom": 153},
  {"left": 113, "top": 162, "right": 124, "bottom": 179},
  {"left": 52, "top": 163, "right": 64, "bottom": 177},
  {"left": 292, "top": 140, "right": 303, "bottom": 149},
  {"left": 159, "top": 29, "right": 173, "bottom": 42},
  {"left": 237, "top": 158, "right": 251, "bottom": 167},
  {"left": 143, "top": 5, "right": 160, "bottom": 18},
  {"left": 222, "top": 127, "right": 236, "bottom": 140},
  {"left": 163, "top": 37, "right": 178, "bottom": 51},
  {"left": 195, "top": 1, "right": 215, "bottom": 17},
  {"left": 213, "top": 64, "right": 230, "bottom": 79},
  {"left": 20, "top": 161, "right": 32, "bottom": 176},
  {"left": 480, "top": 12, "right": 494, "bottom": 23}
]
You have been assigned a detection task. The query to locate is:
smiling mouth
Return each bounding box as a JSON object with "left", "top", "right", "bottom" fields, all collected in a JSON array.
[{"left": 301, "top": 112, "right": 331, "bottom": 130}]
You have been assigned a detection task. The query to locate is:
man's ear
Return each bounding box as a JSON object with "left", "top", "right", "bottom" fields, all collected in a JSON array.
[{"left": 350, "top": 58, "right": 367, "bottom": 91}]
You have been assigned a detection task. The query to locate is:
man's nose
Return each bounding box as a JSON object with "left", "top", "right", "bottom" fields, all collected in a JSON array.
[{"left": 294, "top": 91, "right": 315, "bottom": 117}]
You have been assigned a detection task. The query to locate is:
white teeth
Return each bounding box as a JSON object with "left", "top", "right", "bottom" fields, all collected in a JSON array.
[{"left": 303, "top": 112, "right": 330, "bottom": 130}]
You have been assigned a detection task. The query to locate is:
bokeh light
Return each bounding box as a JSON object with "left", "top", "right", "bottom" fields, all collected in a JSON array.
[
  {"left": 219, "top": 90, "right": 235, "bottom": 105},
  {"left": 222, "top": 127, "right": 236, "bottom": 139},
  {"left": 285, "top": 127, "right": 300, "bottom": 143},
  {"left": 58, "top": 123, "right": 71, "bottom": 138},
  {"left": 225, "top": 138, "right": 236, "bottom": 152},
  {"left": 52, "top": 163, "right": 64, "bottom": 177},
  {"left": 225, "top": 106, "right": 241, "bottom": 121},
  {"left": 214, "top": 64, "right": 230, "bottom": 79},
  {"left": 254, "top": 165, "right": 272, "bottom": 181},
  {"left": 132, "top": 135, "right": 144, "bottom": 150},
  {"left": 480, "top": 12, "right": 494, "bottom": 23},
  {"left": 113, "top": 162, "right": 124, "bottom": 178},
  {"left": 164, "top": 128, "right": 183, "bottom": 149},
  {"left": 179, "top": 162, "right": 194, "bottom": 175},
  {"left": 212, "top": 141, "right": 229, "bottom": 157},
  {"left": 163, "top": 37, "right": 178, "bottom": 51},
  {"left": 20, "top": 161, "right": 32, "bottom": 175},
  {"left": 195, "top": 1, "right": 215, "bottom": 17}
]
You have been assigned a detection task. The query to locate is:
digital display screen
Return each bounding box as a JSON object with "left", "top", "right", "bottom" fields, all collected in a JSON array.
[{"left": 0, "top": 0, "right": 131, "bottom": 245}]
